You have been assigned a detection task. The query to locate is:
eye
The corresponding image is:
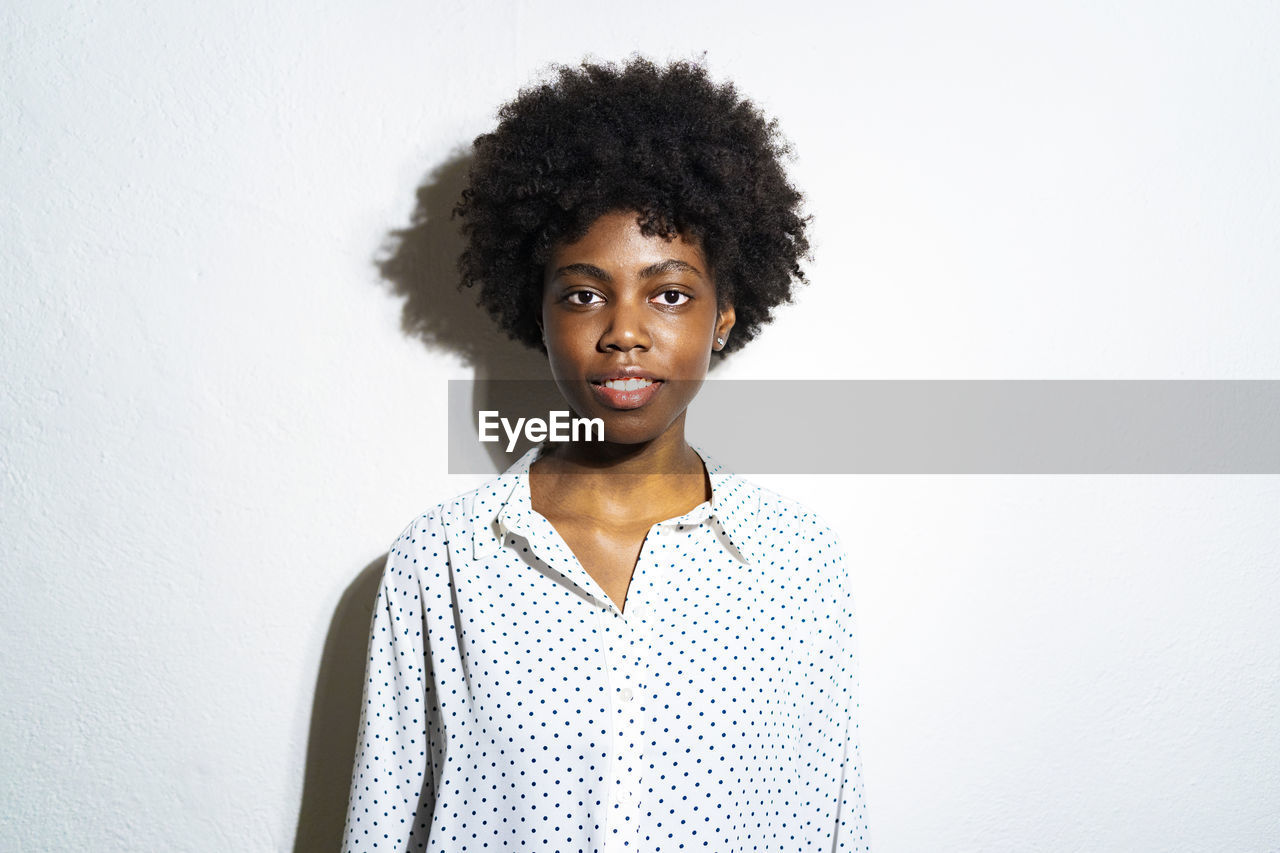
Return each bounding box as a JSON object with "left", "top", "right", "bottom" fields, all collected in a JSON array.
[
  {"left": 565, "top": 290, "right": 602, "bottom": 306},
  {"left": 652, "top": 289, "right": 691, "bottom": 306}
]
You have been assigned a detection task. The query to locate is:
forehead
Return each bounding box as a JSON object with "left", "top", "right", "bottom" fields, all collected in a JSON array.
[{"left": 549, "top": 211, "right": 707, "bottom": 270}]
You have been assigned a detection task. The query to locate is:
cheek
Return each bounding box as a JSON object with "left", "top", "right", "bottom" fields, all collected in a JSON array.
[
  {"left": 660, "top": 309, "right": 717, "bottom": 348},
  {"left": 543, "top": 309, "right": 581, "bottom": 342},
  {"left": 543, "top": 322, "right": 597, "bottom": 380}
]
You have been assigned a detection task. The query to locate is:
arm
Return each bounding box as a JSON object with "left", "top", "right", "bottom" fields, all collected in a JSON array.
[
  {"left": 343, "top": 519, "right": 437, "bottom": 853},
  {"left": 832, "top": 685, "right": 872, "bottom": 851},
  {"left": 824, "top": 538, "right": 873, "bottom": 852}
]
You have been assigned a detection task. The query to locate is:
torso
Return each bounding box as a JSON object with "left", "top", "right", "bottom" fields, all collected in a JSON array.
[
  {"left": 529, "top": 446, "right": 711, "bottom": 613},
  {"left": 533, "top": 511, "right": 653, "bottom": 611}
]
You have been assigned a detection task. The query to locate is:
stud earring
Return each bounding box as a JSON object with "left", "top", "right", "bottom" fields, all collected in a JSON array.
[{"left": 716, "top": 337, "right": 726, "bottom": 348}]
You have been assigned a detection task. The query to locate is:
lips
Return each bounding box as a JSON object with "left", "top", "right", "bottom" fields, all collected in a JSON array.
[
  {"left": 589, "top": 375, "right": 664, "bottom": 410},
  {"left": 601, "top": 377, "right": 654, "bottom": 391}
]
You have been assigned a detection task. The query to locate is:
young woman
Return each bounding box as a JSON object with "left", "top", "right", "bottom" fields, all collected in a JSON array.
[{"left": 344, "top": 58, "right": 870, "bottom": 852}]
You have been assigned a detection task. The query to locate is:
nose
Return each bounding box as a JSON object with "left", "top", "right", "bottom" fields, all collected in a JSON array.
[{"left": 598, "top": 298, "right": 651, "bottom": 352}]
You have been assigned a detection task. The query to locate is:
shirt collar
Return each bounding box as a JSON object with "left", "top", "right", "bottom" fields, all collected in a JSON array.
[{"left": 471, "top": 444, "right": 762, "bottom": 564}]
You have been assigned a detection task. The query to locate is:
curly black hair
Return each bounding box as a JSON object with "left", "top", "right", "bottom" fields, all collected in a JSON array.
[{"left": 453, "top": 57, "right": 810, "bottom": 355}]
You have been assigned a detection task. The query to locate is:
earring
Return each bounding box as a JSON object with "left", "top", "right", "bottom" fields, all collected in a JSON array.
[{"left": 716, "top": 337, "right": 726, "bottom": 348}]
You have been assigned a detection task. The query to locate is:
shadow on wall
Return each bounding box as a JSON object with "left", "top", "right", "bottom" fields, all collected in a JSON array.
[
  {"left": 292, "top": 556, "right": 383, "bottom": 852},
  {"left": 381, "top": 151, "right": 561, "bottom": 472},
  {"left": 292, "top": 154, "right": 559, "bottom": 850},
  {"left": 378, "top": 151, "right": 555, "bottom": 382}
]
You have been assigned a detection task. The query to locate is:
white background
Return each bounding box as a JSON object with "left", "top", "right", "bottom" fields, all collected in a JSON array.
[{"left": 3, "top": 1, "right": 1278, "bottom": 851}]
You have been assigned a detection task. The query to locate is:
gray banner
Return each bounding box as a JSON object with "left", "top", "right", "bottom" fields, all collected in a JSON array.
[{"left": 448, "top": 380, "right": 1280, "bottom": 474}]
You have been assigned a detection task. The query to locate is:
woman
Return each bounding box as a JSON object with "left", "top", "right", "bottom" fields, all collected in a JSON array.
[{"left": 344, "top": 58, "right": 870, "bottom": 852}]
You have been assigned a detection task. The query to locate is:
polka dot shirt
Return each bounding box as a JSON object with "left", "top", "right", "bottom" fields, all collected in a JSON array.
[{"left": 343, "top": 446, "right": 870, "bottom": 852}]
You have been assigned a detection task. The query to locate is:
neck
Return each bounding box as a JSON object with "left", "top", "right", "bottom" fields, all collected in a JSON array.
[
  {"left": 529, "top": 416, "right": 711, "bottom": 523},
  {"left": 543, "top": 424, "right": 700, "bottom": 475}
]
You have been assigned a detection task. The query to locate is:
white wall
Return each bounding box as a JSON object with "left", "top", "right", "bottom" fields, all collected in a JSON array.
[{"left": 3, "top": 1, "right": 1277, "bottom": 851}]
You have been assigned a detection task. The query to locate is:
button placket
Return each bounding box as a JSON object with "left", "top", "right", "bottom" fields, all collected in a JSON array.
[
  {"left": 601, "top": 526, "right": 675, "bottom": 846},
  {"left": 601, "top": 598, "right": 647, "bottom": 844}
]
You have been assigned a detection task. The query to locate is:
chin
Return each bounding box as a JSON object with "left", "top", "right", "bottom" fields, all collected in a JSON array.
[{"left": 593, "top": 412, "right": 673, "bottom": 446}]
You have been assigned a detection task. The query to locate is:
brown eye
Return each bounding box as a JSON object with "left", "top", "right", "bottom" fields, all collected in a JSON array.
[
  {"left": 652, "top": 289, "right": 690, "bottom": 306},
  {"left": 567, "top": 291, "right": 601, "bottom": 306}
]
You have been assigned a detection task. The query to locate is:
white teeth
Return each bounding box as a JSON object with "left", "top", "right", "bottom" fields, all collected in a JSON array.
[{"left": 603, "top": 378, "right": 653, "bottom": 391}]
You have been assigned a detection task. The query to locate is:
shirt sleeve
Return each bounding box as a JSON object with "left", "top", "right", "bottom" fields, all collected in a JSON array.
[
  {"left": 824, "top": 533, "right": 873, "bottom": 851},
  {"left": 343, "top": 517, "right": 438, "bottom": 853}
]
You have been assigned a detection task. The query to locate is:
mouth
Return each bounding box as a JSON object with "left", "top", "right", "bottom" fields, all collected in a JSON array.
[
  {"left": 601, "top": 377, "right": 656, "bottom": 392},
  {"left": 589, "top": 376, "right": 664, "bottom": 410}
]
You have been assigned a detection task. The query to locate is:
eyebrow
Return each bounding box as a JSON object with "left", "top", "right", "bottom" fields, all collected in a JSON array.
[
  {"left": 639, "top": 259, "right": 703, "bottom": 279},
  {"left": 550, "top": 259, "right": 704, "bottom": 283},
  {"left": 552, "top": 262, "right": 612, "bottom": 282}
]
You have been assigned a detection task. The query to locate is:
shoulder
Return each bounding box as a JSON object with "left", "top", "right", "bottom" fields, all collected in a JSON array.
[
  {"left": 382, "top": 472, "right": 515, "bottom": 583},
  {"left": 729, "top": 477, "right": 857, "bottom": 633},
  {"left": 734, "top": 476, "right": 846, "bottom": 560},
  {"left": 392, "top": 468, "right": 516, "bottom": 543}
]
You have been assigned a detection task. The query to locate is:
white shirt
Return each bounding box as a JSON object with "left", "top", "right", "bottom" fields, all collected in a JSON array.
[{"left": 343, "top": 446, "right": 870, "bottom": 852}]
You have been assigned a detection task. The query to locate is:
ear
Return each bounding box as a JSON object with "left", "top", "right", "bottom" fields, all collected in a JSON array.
[
  {"left": 713, "top": 304, "right": 736, "bottom": 351},
  {"left": 536, "top": 314, "right": 550, "bottom": 353}
]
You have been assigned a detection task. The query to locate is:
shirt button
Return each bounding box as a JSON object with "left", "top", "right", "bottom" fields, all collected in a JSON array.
[{"left": 618, "top": 687, "right": 634, "bottom": 703}]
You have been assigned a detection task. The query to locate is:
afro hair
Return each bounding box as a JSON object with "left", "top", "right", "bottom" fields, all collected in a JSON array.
[{"left": 454, "top": 57, "right": 810, "bottom": 355}]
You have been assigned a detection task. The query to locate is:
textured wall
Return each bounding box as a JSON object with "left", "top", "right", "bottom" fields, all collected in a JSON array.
[{"left": 2, "top": 1, "right": 1278, "bottom": 851}]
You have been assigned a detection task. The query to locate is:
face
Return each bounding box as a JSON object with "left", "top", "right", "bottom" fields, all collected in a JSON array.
[{"left": 540, "top": 210, "right": 735, "bottom": 446}]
